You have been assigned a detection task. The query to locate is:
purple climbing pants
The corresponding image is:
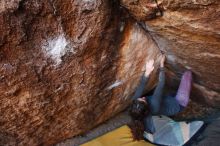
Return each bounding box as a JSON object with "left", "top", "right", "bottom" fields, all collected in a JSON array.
[{"left": 175, "top": 71, "right": 192, "bottom": 107}]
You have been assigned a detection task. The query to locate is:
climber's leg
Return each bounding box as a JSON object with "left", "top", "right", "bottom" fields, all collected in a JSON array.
[
  {"left": 159, "top": 95, "right": 181, "bottom": 116},
  {"left": 175, "top": 71, "right": 192, "bottom": 107}
]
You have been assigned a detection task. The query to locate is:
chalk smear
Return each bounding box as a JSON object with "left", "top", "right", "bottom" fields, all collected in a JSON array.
[
  {"left": 107, "top": 80, "right": 123, "bottom": 90},
  {"left": 42, "top": 34, "right": 73, "bottom": 66},
  {"left": 196, "top": 53, "right": 220, "bottom": 58}
]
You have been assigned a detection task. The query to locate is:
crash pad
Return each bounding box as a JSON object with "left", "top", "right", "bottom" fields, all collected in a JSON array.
[
  {"left": 144, "top": 115, "right": 203, "bottom": 146},
  {"left": 81, "top": 125, "right": 154, "bottom": 146}
]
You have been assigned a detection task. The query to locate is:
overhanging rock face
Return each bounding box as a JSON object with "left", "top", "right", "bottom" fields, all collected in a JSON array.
[
  {"left": 120, "top": 0, "right": 220, "bottom": 106},
  {"left": 0, "top": 0, "right": 219, "bottom": 145}
]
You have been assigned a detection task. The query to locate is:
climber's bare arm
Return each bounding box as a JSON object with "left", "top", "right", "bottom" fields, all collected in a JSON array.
[{"left": 150, "top": 55, "right": 166, "bottom": 114}]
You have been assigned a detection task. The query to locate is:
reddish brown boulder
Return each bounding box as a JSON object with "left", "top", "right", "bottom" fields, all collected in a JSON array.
[
  {"left": 120, "top": 0, "right": 220, "bottom": 106},
  {"left": 0, "top": 0, "right": 161, "bottom": 145},
  {"left": 0, "top": 0, "right": 117, "bottom": 145},
  {"left": 0, "top": 0, "right": 219, "bottom": 145}
]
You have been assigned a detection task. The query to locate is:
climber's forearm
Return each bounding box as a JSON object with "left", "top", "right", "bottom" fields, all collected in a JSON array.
[
  {"left": 131, "top": 73, "right": 149, "bottom": 100},
  {"left": 132, "top": 59, "right": 154, "bottom": 100},
  {"left": 150, "top": 67, "right": 165, "bottom": 114}
]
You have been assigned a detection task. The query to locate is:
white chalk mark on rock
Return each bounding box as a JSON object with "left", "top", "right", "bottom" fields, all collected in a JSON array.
[
  {"left": 185, "top": 65, "right": 192, "bottom": 70},
  {"left": 196, "top": 53, "right": 220, "bottom": 58},
  {"left": 120, "top": 22, "right": 125, "bottom": 32},
  {"left": 107, "top": 80, "right": 123, "bottom": 90},
  {"left": 42, "top": 34, "right": 73, "bottom": 66}
]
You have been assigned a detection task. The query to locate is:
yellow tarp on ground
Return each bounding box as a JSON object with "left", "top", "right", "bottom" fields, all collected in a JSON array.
[{"left": 81, "top": 125, "right": 154, "bottom": 146}]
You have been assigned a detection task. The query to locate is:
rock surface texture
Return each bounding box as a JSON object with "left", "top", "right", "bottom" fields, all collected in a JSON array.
[
  {"left": 0, "top": 0, "right": 219, "bottom": 145},
  {"left": 121, "top": 0, "right": 220, "bottom": 106}
]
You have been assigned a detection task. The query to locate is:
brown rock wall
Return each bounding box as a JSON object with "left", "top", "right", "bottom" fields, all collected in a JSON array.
[
  {"left": 0, "top": 0, "right": 123, "bottom": 145},
  {"left": 0, "top": 0, "right": 219, "bottom": 145},
  {"left": 120, "top": 0, "right": 220, "bottom": 106}
]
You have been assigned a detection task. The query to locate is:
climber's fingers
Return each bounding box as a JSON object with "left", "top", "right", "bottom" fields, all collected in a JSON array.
[{"left": 145, "top": 59, "right": 155, "bottom": 76}]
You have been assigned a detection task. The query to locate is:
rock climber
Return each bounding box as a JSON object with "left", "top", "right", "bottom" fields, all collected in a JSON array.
[{"left": 128, "top": 55, "right": 203, "bottom": 146}]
